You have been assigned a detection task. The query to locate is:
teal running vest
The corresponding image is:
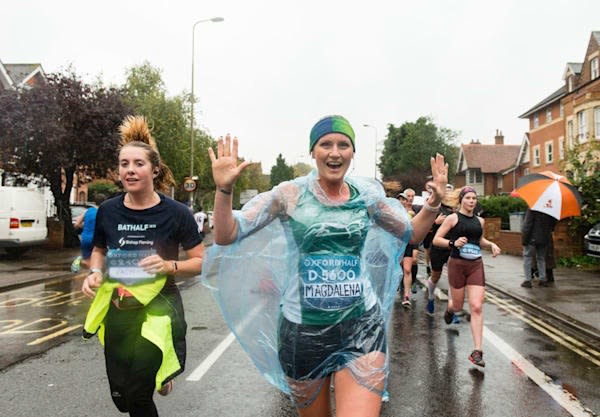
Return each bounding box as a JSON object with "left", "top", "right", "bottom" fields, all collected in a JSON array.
[{"left": 285, "top": 184, "right": 373, "bottom": 325}]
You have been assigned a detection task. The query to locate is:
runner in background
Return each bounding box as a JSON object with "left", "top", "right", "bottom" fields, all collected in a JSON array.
[{"left": 433, "top": 186, "right": 501, "bottom": 368}]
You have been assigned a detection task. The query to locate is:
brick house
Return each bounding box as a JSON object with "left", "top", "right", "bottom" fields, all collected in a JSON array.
[
  {"left": 519, "top": 31, "right": 600, "bottom": 175},
  {"left": 453, "top": 130, "right": 528, "bottom": 196}
]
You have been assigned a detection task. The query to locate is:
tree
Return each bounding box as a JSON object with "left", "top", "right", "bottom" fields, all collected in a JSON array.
[
  {"left": 270, "top": 154, "right": 294, "bottom": 187},
  {"left": 561, "top": 140, "right": 600, "bottom": 233},
  {"left": 240, "top": 162, "right": 270, "bottom": 193},
  {"left": 0, "top": 71, "right": 130, "bottom": 246},
  {"left": 122, "top": 62, "right": 216, "bottom": 204},
  {"left": 379, "top": 116, "right": 459, "bottom": 192},
  {"left": 293, "top": 162, "right": 312, "bottom": 178}
]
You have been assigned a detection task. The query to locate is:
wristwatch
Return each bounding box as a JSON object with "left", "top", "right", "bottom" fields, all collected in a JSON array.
[{"left": 89, "top": 268, "right": 103, "bottom": 275}]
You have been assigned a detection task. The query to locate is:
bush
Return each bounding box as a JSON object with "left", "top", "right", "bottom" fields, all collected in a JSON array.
[
  {"left": 478, "top": 195, "right": 529, "bottom": 229},
  {"left": 557, "top": 255, "right": 600, "bottom": 270},
  {"left": 88, "top": 179, "right": 120, "bottom": 200}
]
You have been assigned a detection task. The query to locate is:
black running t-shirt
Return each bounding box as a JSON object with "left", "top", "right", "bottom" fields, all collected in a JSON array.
[{"left": 93, "top": 193, "right": 203, "bottom": 290}]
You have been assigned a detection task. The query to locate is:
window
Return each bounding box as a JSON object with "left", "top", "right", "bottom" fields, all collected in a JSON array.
[
  {"left": 595, "top": 107, "right": 600, "bottom": 139},
  {"left": 533, "top": 113, "right": 539, "bottom": 128},
  {"left": 559, "top": 137, "right": 565, "bottom": 160},
  {"left": 592, "top": 57, "right": 599, "bottom": 80},
  {"left": 533, "top": 145, "right": 541, "bottom": 166},
  {"left": 578, "top": 111, "right": 588, "bottom": 143},
  {"left": 560, "top": 103, "right": 564, "bottom": 118},
  {"left": 467, "top": 169, "right": 483, "bottom": 184},
  {"left": 567, "top": 120, "right": 574, "bottom": 148},
  {"left": 497, "top": 175, "right": 503, "bottom": 189},
  {"left": 522, "top": 142, "right": 530, "bottom": 163},
  {"left": 546, "top": 108, "right": 552, "bottom": 123},
  {"left": 524, "top": 167, "right": 530, "bottom": 176},
  {"left": 545, "top": 141, "right": 554, "bottom": 164},
  {"left": 568, "top": 76, "right": 574, "bottom": 92}
]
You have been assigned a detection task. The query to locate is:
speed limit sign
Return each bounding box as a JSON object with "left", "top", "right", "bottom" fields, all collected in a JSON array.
[{"left": 183, "top": 178, "right": 197, "bottom": 192}]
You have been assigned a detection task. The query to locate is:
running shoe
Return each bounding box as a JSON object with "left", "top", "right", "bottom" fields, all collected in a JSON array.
[
  {"left": 70, "top": 256, "right": 82, "bottom": 273},
  {"left": 411, "top": 282, "right": 418, "bottom": 294},
  {"left": 402, "top": 295, "right": 411, "bottom": 308},
  {"left": 158, "top": 380, "right": 173, "bottom": 396},
  {"left": 444, "top": 309, "right": 453, "bottom": 324},
  {"left": 444, "top": 309, "right": 460, "bottom": 324},
  {"left": 469, "top": 350, "right": 485, "bottom": 367},
  {"left": 426, "top": 299, "right": 435, "bottom": 315}
]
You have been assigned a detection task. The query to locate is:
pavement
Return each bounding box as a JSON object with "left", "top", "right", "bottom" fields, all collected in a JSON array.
[{"left": 1, "top": 242, "right": 599, "bottom": 341}]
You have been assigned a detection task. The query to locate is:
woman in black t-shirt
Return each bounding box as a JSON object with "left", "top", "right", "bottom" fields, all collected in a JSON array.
[
  {"left": 81, "top": 116, "right": 204, "bottom": 417},
  {"left": 433, "top": 186, "right": 500, "bottom": 368}
]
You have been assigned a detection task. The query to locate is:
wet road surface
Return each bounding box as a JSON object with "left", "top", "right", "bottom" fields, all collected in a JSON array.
[{"left": 1, "top": 275, "right": 598, "bottom": 416}]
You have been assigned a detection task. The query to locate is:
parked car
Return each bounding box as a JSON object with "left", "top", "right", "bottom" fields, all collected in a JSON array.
[
  {"left": 583, "top": 223, "right": 600, "bottom": 258},
  {"left": 0, "top": 186, "right": 48, "bottom": 258}
]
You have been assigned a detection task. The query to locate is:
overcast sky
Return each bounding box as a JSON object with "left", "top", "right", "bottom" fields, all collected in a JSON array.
[{"left": 3, "top": 0, "right": 600, "bottom": 177}]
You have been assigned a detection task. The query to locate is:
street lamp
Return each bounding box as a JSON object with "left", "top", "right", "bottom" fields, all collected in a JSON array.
[
  {"left": 190, "top": 17, "right": 224, "bottom": 180},
  {"left": 363, "top": 124, "right": 378, "bottom": 179}
]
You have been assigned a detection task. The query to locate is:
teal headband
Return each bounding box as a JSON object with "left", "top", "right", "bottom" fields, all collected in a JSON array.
[{"left": 309, "top": 115, "right": 356, "bottom": 152}]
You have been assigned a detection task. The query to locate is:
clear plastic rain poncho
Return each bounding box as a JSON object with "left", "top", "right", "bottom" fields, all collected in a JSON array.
[{"left": 201, "top": 171, "right": 411, "bottom": 407}]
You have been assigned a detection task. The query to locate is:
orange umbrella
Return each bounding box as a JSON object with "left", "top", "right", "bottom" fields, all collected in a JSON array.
[{"left": 516, "top": 171, "right": 582, "bottom": 220}]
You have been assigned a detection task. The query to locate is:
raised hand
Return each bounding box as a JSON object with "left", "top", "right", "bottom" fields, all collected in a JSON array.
[
  {"left": 208, "top": 134, "right": 251, "bottom": 190},
  {"left": 426, "top": 153, "right": 448, "bottom": 206}
]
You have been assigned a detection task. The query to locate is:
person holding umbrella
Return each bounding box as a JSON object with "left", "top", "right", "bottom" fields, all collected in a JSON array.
[
  {"left": 514, "top": 171, "right": 583, "bottom": 288},
  {"left": 520, "top": 209, "right": 557, "bottom": 288}
]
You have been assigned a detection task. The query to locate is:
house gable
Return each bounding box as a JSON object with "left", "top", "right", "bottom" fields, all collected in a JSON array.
[
  {"left": 3, "top": 63, "right": 46, "bottom": 89},
  {"left": 0, "top": 59, "right": 15, "bottom": 90}
]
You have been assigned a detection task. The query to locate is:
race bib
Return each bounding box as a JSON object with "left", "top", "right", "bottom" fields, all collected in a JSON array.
[
  {"left": 459, "top": 243, "right": 481, "bottom": 260},
  {"left": 106, "top": 249, "right": 157, "bottom": 285},
  {"left": 300, "top": 254, "right": 363, "bottom": 310}
]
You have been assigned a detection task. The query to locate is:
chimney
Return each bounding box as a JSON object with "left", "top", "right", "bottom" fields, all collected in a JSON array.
[
  {"left": 495, "top": 129, "right": 504, "bottom": 145},
  {"left": 470, "top": 139, "right": 481, "bottom": 144}
]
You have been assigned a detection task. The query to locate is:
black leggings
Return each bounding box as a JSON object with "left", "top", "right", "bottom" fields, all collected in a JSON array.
[{"left": 104, "top": 305, "right": 162, "bottom": 417}]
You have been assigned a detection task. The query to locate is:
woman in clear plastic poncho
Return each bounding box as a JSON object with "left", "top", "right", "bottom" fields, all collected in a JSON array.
[{"left": 204, "top": 115, "right": 447, "bottom": 417}]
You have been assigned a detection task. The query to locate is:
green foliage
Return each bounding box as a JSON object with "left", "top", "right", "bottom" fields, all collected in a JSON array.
[
  {"left": 88, "top": 179, "right": 120, "bottom": 200},
  {"left": 557, "top": 254, "right": 600, "bottom": 268},
  {"left": 270, "top": 154, "right": 294, "bottom": 187},
  {"left": 561, "top": 140, "right": 600, "bottom": 234},
  {"left": 293, "top": 162, "right": 312, "bottom": 178},
  {"left": 478, "top": 195, "right": 529, "bottom": 229},
  {"left": 379, "top": 116, "right": 459, "bottom": 192}
]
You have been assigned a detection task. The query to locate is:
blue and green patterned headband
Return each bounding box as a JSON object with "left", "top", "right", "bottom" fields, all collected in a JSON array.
[{"left": 309, "top": 115, "right": 355, "bottom": 152}]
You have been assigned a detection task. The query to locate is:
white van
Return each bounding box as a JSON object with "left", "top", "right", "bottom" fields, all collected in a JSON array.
[{"left": 0, "top": 186, "right": 48, "bottom": 257}]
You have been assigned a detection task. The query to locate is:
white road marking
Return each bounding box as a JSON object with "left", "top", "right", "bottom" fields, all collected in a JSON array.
[
  {"left": 484, "top": 326, "right": 594, "bottom": 417},
  {"left": 186, "top": 332, "right": 236, "bottom": 381},
  {"left": 186, "top": 301, "right": 266, "bottom": 382}
]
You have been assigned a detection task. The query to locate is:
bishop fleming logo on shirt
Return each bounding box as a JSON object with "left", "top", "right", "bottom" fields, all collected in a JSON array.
[
  {"left": 301, "top": 254, "right": 362, "bottom": 310},
  {"left": 118, "top": 237, "right": 155, "bottom": 247}
]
